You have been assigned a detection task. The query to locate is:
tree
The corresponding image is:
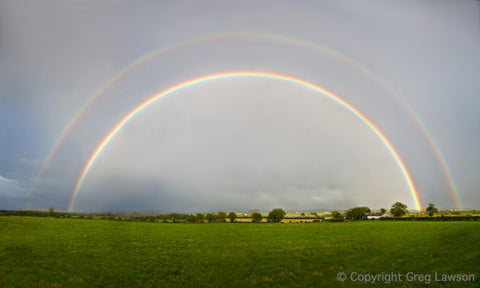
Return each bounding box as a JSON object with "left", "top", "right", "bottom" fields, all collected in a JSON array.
[
  {"left": 161, "top": 214, "right": 170, "bottom": 223},
  {"left": 300, "top": 212, "right": 305, "bottom": 217},
  {"left": 425, "top": 203, "right": 438, "bottom": 217},
  {"left": 228, "top": 212, "right": 237, "bottom": 223},
  {"left": 380, "top": 208, "right": 387, "bottom": 213},
  {"left": 390, "top": 202, "right": 408, "bottom": 217},
  {"left": 217, "top": 212, "right": 227, "bottom": 222},
  {"left": 48, "top": 207, "right": 54, "bottom": 217},
  {"left": 331, "top": 211, "right": 344, "bottom": 221},
  {"left": 251, "top": 212, "right": 263, "bottom": 223},
  {"left": 345, "top": 207, "right": 371, "bottom": 220},
  {"left": 206, "top": 213, "right": 217, "bottom": 223},
  {"left": 170, "top": 213, "right": 181, "bottom": 223},
  {"left": 267, "top": 208, "right": 285, "bottom": 223},
  {"left": 186, "top": 215, "right": 195, "bottom": 223},
  {"left": 195, "top": 213, "right": 205, "bottom": 223}
]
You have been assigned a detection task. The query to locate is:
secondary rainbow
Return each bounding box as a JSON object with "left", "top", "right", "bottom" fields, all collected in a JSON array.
[{"left": 68, "top": 71, "right": 423, "bottom": 212}]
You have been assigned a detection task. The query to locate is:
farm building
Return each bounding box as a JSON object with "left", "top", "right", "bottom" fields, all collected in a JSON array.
[{"left": 365, "top": 212, "right": 390, "bottom": 219}]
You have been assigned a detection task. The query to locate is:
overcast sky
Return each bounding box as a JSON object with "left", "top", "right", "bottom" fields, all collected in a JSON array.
[{"left": 1, "top": 0, "right": 479, "bottom": 212}]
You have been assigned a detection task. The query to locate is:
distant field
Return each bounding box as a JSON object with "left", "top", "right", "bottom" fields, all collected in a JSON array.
[{"left": 1, "top": 217, "right": 479, "bottom": 287}]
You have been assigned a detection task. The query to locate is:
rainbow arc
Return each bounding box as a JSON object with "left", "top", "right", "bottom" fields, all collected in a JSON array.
[{"left": 68, "top": 72, "right": 423, "bottom": 212}]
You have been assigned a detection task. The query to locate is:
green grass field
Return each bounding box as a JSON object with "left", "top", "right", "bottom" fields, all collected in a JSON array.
[{"left": 1, "top": 217, "right": 479, "bottom": 287}]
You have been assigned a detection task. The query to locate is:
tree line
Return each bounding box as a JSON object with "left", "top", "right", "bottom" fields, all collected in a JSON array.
[{"left": 1, "top": 202, "right": 479, "bottom": 222}]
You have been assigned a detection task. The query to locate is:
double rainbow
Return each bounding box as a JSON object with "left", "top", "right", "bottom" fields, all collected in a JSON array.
[{"left": 35, "top": 33, "right": 461, "bottom": 210}]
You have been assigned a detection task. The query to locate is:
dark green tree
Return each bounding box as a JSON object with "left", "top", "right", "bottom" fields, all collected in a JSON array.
[
  {"left": 251, "top": 212, "right": 263, "bottom": 223},
  {"left": 228, "top": 212, "right": 237, "bottom": 223},
  {"left": 161, "top": 214, "right": 170, "bottom": 223},
  {"left": 425, "top": 203, "right": 438, "bottom": 217},
  {"left": 186, "top": 215, "right": 195, "bottom": 223},
  {"left": 267, "top": 208, "right": 286, "bottom": 223},
  {"left": 331, "top": 211, "right": 344, "bottom": 221},
  {"left": 345, "top": 207, "right": 371, "bottom": 220},
  {"left": 48, "top": 207, "right": 54, "bottom": 217},
  {"left": 170, "top": 213, "right": 181, "bottom": 223},
  {"left": 380, "top": 208, "right": 387, "bottom": 213},
  {"left": 217, "top": 212, "right": 227, "bottom": 222},
  {"left": 390, "top": 202, "right": 408, "bottom": 217},
  {"left": 195, "top": 213, "right": 205, "bottom": 223},
  {"left": 206, "top": 213, "right": 217, "bottom": 223}
]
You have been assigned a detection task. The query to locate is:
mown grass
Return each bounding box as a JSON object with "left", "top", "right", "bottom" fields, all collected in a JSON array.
[{"left": 1, "top": 217, "right": 479, "bottom": 287}]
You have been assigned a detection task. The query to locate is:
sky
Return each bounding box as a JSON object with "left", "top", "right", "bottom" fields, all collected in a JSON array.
[{"left": 0, "top": 0, "right": 479, "bottom": 212}]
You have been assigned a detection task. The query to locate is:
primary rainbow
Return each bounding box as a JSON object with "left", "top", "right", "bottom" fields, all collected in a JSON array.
[
  {"left": 37, "top": 33, "right": 461, "bottom": 209},
  {"left": 68, "top": 71, "right": 423, "bottom": 212}
]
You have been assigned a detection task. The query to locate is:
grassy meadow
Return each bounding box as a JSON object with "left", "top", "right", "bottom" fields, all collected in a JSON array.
[{"left": 1, "top": 216, "right": 479, "bottom": 287}]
